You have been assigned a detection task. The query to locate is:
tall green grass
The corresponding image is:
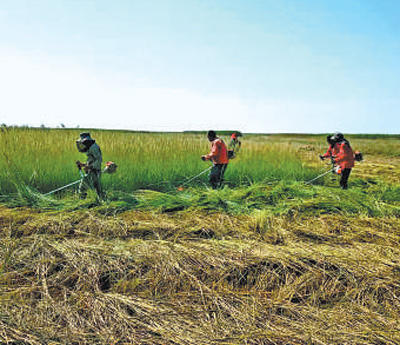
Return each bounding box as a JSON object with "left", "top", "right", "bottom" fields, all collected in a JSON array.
[{"left": 0, "top": 127, "right": 316, "bottom": 195}]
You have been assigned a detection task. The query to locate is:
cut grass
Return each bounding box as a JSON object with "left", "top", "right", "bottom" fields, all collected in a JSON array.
[{"left": 1, "top": 203, "right": 399, "bottom": 344}]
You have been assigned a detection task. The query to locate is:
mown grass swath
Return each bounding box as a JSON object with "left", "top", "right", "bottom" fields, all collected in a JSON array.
[{"left": 1, "top": 203, "right": 400, "bottom": 344}]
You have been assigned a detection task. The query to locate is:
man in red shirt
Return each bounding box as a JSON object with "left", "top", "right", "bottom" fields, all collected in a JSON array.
[
  {"left": 320, "top": 133, "right": 355, "bottom": 189},
  {"left": 332, "top": 133, "right": 355, "bottom": 189},
  {"left": 201, "top": 130, "right": 229, "bottom": 189}
]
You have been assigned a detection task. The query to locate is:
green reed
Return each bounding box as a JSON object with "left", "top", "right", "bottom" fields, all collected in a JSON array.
[{"left": 0, "top": 127, "right": 316, "bottom": 195}]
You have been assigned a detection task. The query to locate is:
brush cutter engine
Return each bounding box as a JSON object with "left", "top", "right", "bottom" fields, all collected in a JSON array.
[
  {"left": 354, "top": 151, "right": 363, "bottom": 162},
  {"left": 103, "top": 161, "right": 118, "bottom": 174},
  {"left": 334, "top": 165, "right": 342, "bottom": 174},
  {"left": 228, "top": 150, "right": 236, "bottom": 159}
]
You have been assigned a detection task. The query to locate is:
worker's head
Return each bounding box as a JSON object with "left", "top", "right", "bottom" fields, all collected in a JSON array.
[
  {"left": 76, "top": 132, "right": 95, "bottom": 152},
  {"left": 79, "top": 132, "right": 92, "bottom": 140},
  {"left": 326, "top": 135, "right": 335, "bottom": 146},
  {"left": 207, "top": 130, "right": 217, "bottom": 142},
  {"left": 333, "top": 132, "right": 344, "bottom": 142}
]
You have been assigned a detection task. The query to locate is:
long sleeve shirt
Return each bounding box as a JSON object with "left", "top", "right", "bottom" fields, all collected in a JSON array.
[
  {"left": 204, "top": 138, "right": 229, "bottom": 164},
  {"left": 334, "top": 141, "right": 355, "bottom": 169},
  {"left": 86, "top": 143, "right": 102, "bottom": 171},
  {"left": 322, "top": 145, "right": 339, "bottom": 159}
]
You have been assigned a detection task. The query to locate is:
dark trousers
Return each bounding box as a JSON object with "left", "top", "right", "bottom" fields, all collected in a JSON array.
[
  {"left": 209, "top": 164, "right": 228, "bottom": 189},
  {"left": 340, "top": 168, "right": 352, "bottom": 189},
  {"left": 79, "top": 170, "right": 104, "bottom": 199}
]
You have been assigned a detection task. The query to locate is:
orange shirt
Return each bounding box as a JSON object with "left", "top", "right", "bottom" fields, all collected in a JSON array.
[
  {"left": 322, "top": 144, "right": 340, "bottom": 158},
  {"left": 204, "top": 138, "right": 229, "bottom": 164},
  {"left": 335, "top": 141, "right": 355, "bottom": 169}
]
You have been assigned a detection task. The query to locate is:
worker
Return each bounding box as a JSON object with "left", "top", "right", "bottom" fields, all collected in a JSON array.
[
  {"left": 201, "top": 130, "right": 229, "bottom": 189},
  {"left": 228, "top": 132, "right": 242, "bottom": 159},
  {"left": 332, "top": 133, "right": 355, "bottom": 189},
  {"left": 320, "top": 133, "right": 354, "bottom": 189},
  {"left": 75, "top": 132, "right": 104, "bottom": 200}
]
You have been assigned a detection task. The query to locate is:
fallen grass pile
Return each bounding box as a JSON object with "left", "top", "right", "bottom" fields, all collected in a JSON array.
[
  {"left": 128, "top": 180, "right": 400, "bottom": 218},
  {"left": 1, "top": 215, "right": 400, "bottom": 344},
  {"left": 1, "top": 180, "right": 400, "bottom": 344}
]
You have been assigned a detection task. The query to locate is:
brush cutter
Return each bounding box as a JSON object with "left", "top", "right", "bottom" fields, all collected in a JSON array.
[
  {"left": 44, "top": 163, "right": 87, "bottom": 196},
  {"left": 103, "top": 161, "right": 118, "bottom": 174},
  {"left": 44, "top": 178, "right": 83, "bottom": 196},
  {"left": 44, "top": 161, "right": 118, "bottom": 196},
  {"left": 177, "top": 166, "right": 213, "bottom": 191},
  {"left": 305, "top": 167, "right": 338, "bottom": 185}
]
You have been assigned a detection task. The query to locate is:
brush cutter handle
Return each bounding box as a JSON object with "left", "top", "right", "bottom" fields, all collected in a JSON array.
[{"left": 76, "top": 161, "right": 90, "bottom": 173}]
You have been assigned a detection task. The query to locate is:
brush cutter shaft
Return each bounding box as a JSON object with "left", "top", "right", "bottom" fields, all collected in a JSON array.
[
  {"left": 306, "top": 168, "right": 335, "bottom": 184},
  {"left": 44, "top": 179, "right": 82, "bottom": 196},
  {"left": 180, "top": 166, "right": 213, "bottom": 187}
]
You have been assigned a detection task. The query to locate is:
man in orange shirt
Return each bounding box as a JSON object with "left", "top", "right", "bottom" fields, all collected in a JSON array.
[
  {"left": 201, "top": 130, "right": 229, "bottom": 189},
  {"left": 332, "top": 132, "right": 354, "bottom": 190},
  {"left": 319, "top": 132, "right": 355, "bottom": 189}
]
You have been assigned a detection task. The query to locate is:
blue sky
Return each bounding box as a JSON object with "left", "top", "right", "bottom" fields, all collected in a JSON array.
[{"left": 0, "top": 0, "right": 399, "bottom": 133}]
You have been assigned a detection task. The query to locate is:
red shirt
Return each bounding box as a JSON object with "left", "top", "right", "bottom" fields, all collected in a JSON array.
[
  {"left": 322, "top": 145, "right": 340, "bottom": 159},
  {"left": 204, "top": 138, "right": 229, "bottom": 164},
  {"left": 334, "top": 141, "right": 355, "bottom": 169}
]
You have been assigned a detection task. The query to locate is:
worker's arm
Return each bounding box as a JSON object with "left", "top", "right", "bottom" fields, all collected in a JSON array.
[
  {"left": 321, "top": 146, "right": 333, "bottom": 159},
  {"left": 203, "top": 141, "right": 218, "bottom": 161}
]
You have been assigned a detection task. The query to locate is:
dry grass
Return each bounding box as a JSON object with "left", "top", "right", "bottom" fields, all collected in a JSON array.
[{"left": 1, "top": 202, "right": 400, "bottom": 344}]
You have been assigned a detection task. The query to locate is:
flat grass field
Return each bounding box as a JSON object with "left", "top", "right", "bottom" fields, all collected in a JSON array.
[{"left": 1, "top": 127, "right": 400, "bottom": 345}]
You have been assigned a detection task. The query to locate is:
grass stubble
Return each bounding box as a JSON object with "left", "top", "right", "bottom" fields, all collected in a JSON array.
[{"left": 1, "top": 128, "right": 400, "bottom": 344}]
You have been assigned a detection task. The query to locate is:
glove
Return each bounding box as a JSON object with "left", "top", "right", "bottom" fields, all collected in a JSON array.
[
  {"left": 201, "top": 156, "right": 206, "bottom": 161},
  {"left": 76, "top": 161, "right": 89, "bottom": 172},
  {"left": 319, "top": 155, "right": 324, "bottom": 161}
]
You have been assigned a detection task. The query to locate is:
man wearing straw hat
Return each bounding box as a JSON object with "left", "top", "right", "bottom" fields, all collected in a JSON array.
[{"left": 76, "top": 132, "right": 104, "bottom": 200}]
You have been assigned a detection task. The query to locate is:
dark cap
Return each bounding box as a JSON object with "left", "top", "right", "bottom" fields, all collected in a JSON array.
[
  {"left": 207, "top": 130, "right": 217, "bottom": 140},
  {"left": 333, "top": 132, "right": 344, "bottom": 142},
  {"left": 79, "top": 132, "right": 92, "bottom": 140}
]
